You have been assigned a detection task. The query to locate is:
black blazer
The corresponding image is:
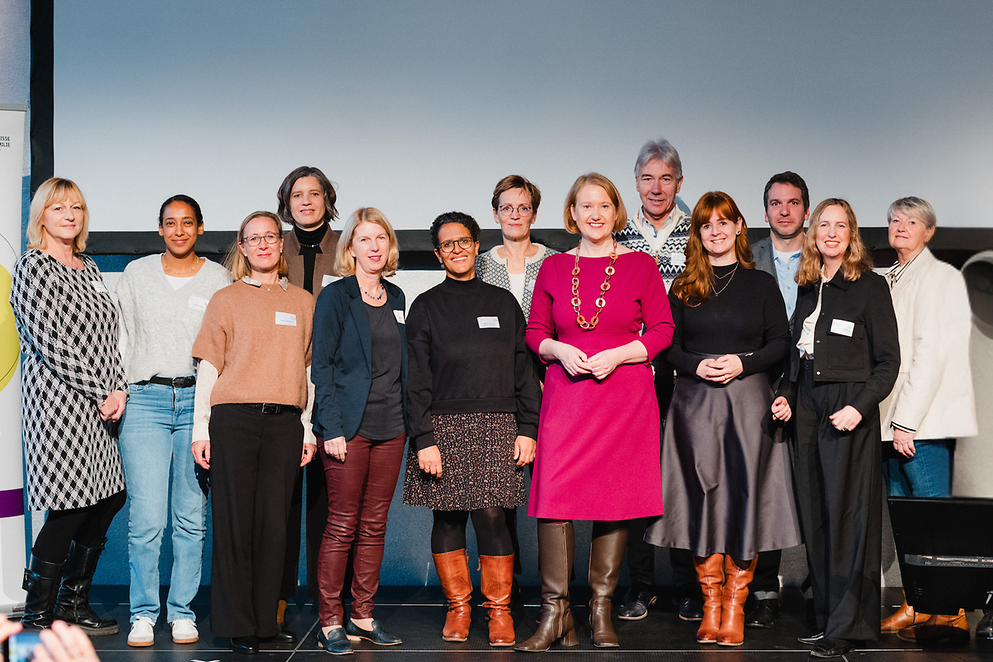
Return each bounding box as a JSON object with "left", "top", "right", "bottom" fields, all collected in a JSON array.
[
  {"left": 312, "top": 275, "right": 408, "bottom": 440},
  {"left": 779, "top": 269, "right": 899, "bottom": 417}
]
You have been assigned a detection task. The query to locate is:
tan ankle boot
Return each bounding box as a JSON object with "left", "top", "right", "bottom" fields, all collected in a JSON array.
[
  {"left": 479, "top": 555, "right": 515, "bottom": 646},
  {"left": 432, "top": 550, "right": 472, "bottom": 642},
  {"left": 716, "top": 557, "right": 756, "bottom": 647},
  {"left": 694, "top": 554, "right": 724, "bottom": 643}
]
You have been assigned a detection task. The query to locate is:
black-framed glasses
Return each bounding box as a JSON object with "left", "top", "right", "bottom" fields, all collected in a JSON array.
[
  {"left": 498, "top": 204, "right": 533, "bottom": 216},
  {"left": 438, "top": 236, "right": 474, "bottom": 253},
  {"left": 242, "top": 232, "right": 281, "bottom": 247}
]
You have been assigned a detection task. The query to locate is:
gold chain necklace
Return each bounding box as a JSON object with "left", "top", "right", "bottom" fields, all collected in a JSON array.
[
  {"left": 161, "top": 253, "right": 202, "bottom": 276},
  {"left": 572, "top": 241, "right": 618, "bottom": 331},
  {"left": 711, "top": 262, "right": 739, "bottom": 296}
]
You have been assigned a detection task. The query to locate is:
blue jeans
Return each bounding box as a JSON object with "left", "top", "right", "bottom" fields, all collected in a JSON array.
[
  {"left": 882, "top": 438, "right": 952, "bottom": 498},
  {"left": 117, "top": 382, "right": 206, "bottom": 623}
]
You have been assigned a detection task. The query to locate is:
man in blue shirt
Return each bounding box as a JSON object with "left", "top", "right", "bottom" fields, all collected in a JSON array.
[{"left": 747, "top": 171, "right": 811, "bottom": 629}]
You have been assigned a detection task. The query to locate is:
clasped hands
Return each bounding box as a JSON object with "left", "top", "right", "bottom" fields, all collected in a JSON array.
[
  {"left": 556, "top": 345, "right": 623, "bottom": 380},
  {"left": 695, "top": 355, "right": 743, "bottom": 385}
]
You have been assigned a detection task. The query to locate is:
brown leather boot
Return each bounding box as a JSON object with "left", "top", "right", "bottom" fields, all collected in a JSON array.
[
  {"left": 516, "top": 521, "right": 578, "bottom": 652},
  {"left": 898, "top": 609, "right": 970, "bottom": 644},
  {"left": 693, "top": 554, "right": 725, "bottom": 644},
  {"left": 881, "top": 597, "right": 929, "bottom": 633},
  {"left": 479, "top": 555, "right": 515, "bottom": 646},
  {"left": 716, "top": 556, "right": 756, "bottom": 647},
  {"left": 588, "top": 523, "right": 628, "bottom": 648},
  {"left": 432, "top": 549, "right": 472, "bottom": 641}
]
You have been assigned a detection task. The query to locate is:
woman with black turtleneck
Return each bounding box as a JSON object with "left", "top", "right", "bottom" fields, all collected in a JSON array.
[
  {"left": 404, "top": 212, "right": 541, "bottom": 648},
  {"left": 274, "top": 165, "right": 340, "bottom": 626}
]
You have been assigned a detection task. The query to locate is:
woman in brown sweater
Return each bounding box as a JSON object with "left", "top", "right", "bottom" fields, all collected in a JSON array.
[{"left": 191, "top": 211, "right": 316, "bottom": 654}]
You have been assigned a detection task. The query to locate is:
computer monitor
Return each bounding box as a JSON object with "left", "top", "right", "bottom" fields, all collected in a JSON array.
[{"left": 888, "top": 496, "right": 993, "bottom": 614}]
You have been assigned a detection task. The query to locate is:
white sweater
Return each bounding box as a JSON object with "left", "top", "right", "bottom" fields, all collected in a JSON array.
[{"left": 117, "top": 255, "right": 231, "bottom": 383}]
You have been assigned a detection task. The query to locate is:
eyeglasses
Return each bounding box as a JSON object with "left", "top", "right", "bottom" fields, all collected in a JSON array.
[
  {"left": 498, "top": 204, "right": 533, "bottom": 217},
  {"left": 242, "top": 232, "right": 281, "bottom": 247},
  {"left": 438, "top": 237, "right": 474, "bottom": 253}
]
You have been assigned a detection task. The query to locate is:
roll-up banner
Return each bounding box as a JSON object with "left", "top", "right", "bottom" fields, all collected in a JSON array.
[{"left": 0, "top": 105, "right": 26, "bottom": 613}]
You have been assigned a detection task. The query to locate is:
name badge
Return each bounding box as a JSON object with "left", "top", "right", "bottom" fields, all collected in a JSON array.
[
  {"left": 91, "top": 280, "right": 108, "bottom": 293},
  {"left": 526, "top": 278, "right": 536, "bottom": 293},
  {"left": 275, "top": 312, "right": 297, "bottom": 326},
  {"left": 477, "top": 316, "right": 500, "bottom": 329},
  {"left": 322, "top": 274, "right": 339, "bottom": 287},
  {"left": 188, "top": 296, "right": 209, "bottom": 312},
  {"left": 830, "top": 318, "right": 855, "bottom": 337},
  {"left": 670, "top": 252, "right": 686, "bottom": 268},
  {"left": 393, "top": 309, "right": 405, "bottom": 324}
]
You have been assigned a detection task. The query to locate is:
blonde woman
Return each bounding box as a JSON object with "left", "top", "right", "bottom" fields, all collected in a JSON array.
[
  {"left": 12, "top": 178, "right": 126, "bottom": 636},
  {"left": 192, "top": 211, "right": 315, "bottom": 654},
  {"left": 313, "top": 209, "right": 407, "bottom": 654},
  {"left": 772, "top": 199, "right": 899, "bottom": 659}
]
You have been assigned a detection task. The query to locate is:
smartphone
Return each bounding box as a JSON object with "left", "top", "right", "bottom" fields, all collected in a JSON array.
[{"left": 3, "top": 631, "right": 42, "bottom": 662}]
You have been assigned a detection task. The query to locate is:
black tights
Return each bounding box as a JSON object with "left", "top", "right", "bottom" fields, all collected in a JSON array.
[
  {"left": 431, "top": 507, "right": 513, "bottom": 557},
  {"left": 32, "top": 490, "right": 126, "bottom": 564}
]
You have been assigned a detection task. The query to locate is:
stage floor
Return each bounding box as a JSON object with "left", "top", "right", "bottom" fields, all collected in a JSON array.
[{"left": 79, "top": 586, "right": 990, "bottom": 661}]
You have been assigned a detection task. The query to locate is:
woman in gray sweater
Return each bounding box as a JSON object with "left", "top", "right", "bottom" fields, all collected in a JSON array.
[{"left": 116, "top": 195, "right": 230, "bottom": 648}]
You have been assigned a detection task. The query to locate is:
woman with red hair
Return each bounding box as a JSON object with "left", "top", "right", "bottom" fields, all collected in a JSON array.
[{"left": 646, "top": 191, "right": 800, "bottom": 647}]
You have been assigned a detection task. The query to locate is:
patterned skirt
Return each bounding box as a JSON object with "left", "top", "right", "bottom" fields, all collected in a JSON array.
[{"left": 403, "top": 412, "right": 526, "bottom": 511}]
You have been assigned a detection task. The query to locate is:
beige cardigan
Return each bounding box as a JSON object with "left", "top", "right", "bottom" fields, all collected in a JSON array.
[{"left": 878, "top": 248, "right": 978, "bottom": 441}]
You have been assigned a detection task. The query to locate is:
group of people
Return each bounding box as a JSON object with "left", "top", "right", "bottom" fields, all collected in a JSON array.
[{"left": 10, "top": 138, "right": 988, "bottom": 659}]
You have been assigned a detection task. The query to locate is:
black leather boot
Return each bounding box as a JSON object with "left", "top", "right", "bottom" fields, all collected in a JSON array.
[
  {"left": 54, "top": 540, "right": 119, "bottom": 635},
  {"left": 20, "top": 556, "right": 63, "bottom": 630}
]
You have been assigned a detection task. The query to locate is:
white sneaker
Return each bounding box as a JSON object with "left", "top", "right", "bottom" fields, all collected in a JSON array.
[
  {"left": 171, "top": 618, "right": 199, "bottom": 644},
  {"left": 128, "top": 616, "right": 155, "bottom": 647}
]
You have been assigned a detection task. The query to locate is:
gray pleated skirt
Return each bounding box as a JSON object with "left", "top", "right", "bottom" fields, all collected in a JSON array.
[{"left": 645, "top": 370, "right": 801, "bottom": 559}]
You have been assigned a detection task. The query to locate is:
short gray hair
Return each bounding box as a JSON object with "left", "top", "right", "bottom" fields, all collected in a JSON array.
[
  {"left": 634, "top": 138, "right": 682, "bottom": 180},
  {"left": 887, "top": 196, "right": 936, "bottom": 230}
]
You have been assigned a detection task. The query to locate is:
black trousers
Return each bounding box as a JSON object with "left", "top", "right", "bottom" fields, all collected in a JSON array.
[
  {"left": 792, "top": 363, "right": 881, "bottom": 641},
  {"left": 280, "top": 456, "right": 327, "bottom": 600},
  {"left": 209, "top": 404, "right": 303, "bottom": 639}
]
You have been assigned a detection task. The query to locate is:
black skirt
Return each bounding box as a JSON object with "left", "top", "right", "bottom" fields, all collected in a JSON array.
[{"left": 646, "top": 369, "right": 801, "bottom": 559}]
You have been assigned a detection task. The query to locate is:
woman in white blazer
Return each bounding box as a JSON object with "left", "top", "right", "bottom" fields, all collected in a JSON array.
[{"left": 877, "top": 196, "right": 977, "bottom": 643}]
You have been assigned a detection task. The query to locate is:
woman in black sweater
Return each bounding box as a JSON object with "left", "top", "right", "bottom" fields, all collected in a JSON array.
[
  {"left": 645, "top": 192, "right": 800, "bottom": 647},
  {"left": 403, "top": 212, "right": 541, "bottom": 648}
]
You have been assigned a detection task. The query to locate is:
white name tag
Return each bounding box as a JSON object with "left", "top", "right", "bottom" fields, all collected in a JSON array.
[
  {"left": 91, "top": 280, "right": 108, "bottom": 293},
  {"left": 322, "top": 274, "right": 339, "bottom": 287},
  {"left": 275, "top": 312, "right": 297, "bottom": 326},
  {"left": 188, "top": 296, "right": 209, "bottom": 312},
  {"left": 526, "top": 278, "right": 536, "bottom": 293},
  {"left": 670, "top": 252, "right": 686, "bottom": 268},
  {"left": 830, "top": 318, "right": 855, "bottom": 337},
  {"left": 477, "top": 316, "right": 500, "bottom": 329},
  {"left": 393, "top": 309, "right": 405, "bottom": 324}
]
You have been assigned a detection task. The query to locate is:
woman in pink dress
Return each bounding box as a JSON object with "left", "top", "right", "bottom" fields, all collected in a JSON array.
[{"left": 517, "top": 173, "right": 674, "bottom": 651}]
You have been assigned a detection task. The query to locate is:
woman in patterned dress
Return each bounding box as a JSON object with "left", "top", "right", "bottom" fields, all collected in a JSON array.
[
  {"left": 403, "top": 212, "right": 541, "bottom": 647},
  {"left": 12, "top": 178, "right": 128, "bottom": 635}
]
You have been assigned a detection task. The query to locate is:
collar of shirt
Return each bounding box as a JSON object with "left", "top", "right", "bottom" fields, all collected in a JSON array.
[
  {"left": 634, "top": 206, "right": 685, "bottom": 252},
  {"left": 242, "top": 275, "right": 290, "bottom": 291}
]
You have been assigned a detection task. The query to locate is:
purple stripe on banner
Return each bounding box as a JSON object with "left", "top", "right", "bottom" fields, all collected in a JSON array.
[{"left": 0, "top": 488, "right": 24, "bottom": 518}]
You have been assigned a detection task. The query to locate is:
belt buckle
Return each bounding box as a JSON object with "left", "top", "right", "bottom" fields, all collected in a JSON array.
[{"left": 261, "top": 403, "right": 279, "bottom": 415}]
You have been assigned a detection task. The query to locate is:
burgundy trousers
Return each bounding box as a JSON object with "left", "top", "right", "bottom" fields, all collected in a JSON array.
[{"left": 317, "top": 432, "right": 405, "bottom": 626}]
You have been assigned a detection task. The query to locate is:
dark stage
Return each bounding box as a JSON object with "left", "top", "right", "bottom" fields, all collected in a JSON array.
[{"left": 76, "top": 586, "right": 989, "bottom": 662}]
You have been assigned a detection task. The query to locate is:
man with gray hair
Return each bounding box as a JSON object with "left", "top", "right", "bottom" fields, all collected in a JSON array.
[{"left": 615, "top": 139, "right": 702, "bottom": 623}]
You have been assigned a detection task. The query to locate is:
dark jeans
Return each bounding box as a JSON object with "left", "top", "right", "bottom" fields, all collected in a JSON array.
[
  {"left": 209, "top": 404, "right": 303, "bottom": 638},
  {"left": 317, "top": 432, "right": 405, "bottom": 626}
]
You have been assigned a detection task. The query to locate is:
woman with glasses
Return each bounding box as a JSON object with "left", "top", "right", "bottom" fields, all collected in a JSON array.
[
  {"left": 312, "top": 209, "right": 407, "bottom": 654},
  {"left": 476, "top": 175, "right": 558, "bottom": 319},
  {"left": 116, "top": 195, "right": 230, "bottom": 647},
  {"left": 518, "top": 173, "right": 674, "bottom": 651},
  {"left": 404, "top": 212, "right": 541, "bottom": 648},
  {"left": 771, "top": 199, "right": 898, "bottom": 658},
  {"left": 191, "top": 212, "right": 316, "bottom": 654}
]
